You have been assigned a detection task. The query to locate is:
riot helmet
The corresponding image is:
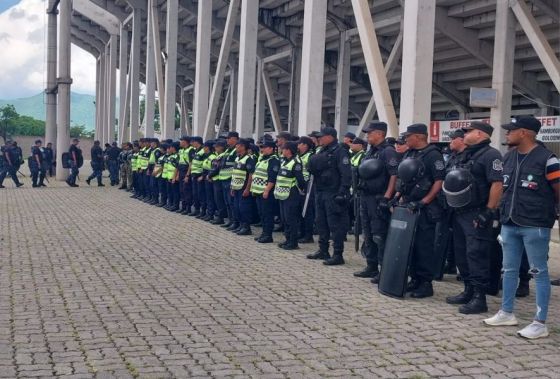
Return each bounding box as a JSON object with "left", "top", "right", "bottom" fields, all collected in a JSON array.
[
  {"left": 442, "top": 168, "right": 474, "bottom": 208},
  {"left": 397, "top": 158, "right": 424, "bottom": 183},
  {"left": 358, "top": 159, "right": 384, "bottom": 180}
]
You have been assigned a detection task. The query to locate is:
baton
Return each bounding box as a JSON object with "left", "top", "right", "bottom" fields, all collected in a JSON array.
[
  {"left": 354, "top": 193, "right": 361, "bottom": 252},
  {"left": 17, "top": 170, "right": 27, "bottom": 177},
  {"left": 301, "top": 174, "right": 314, "bottom": 218}
]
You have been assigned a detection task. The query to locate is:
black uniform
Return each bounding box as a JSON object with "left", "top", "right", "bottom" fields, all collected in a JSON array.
[
  {"left": 449, "top": 140, "right": 503, "bottom": 303},
  {"left": 357, "top": 141, "right": 399, "bottom": 274},
  {"left": 308, "top": 140, "right": 352, "bottom": 262},
  {"left": 0, "top": 145, "right": 23, "bottom": 187},
  {"left": 400, "top": 145, "right": 446, "bottom": 288},
  {"left": 30, "top": 146, "right": 45, "bottom": 187},
  {"left": 43, "top": 147, "right": 54, "bottom": 176}
]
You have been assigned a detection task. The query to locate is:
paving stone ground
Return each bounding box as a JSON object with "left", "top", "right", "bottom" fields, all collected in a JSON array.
[{"left": 1, "top": 177, "right": 559, "bottom": 379}]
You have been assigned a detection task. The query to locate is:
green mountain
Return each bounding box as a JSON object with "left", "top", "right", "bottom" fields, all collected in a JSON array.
[{"left": 0, "top": 92, "right": 96, "bottom": 131}]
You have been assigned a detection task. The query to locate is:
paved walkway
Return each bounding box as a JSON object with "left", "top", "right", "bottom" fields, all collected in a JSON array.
[{"left": 1, "top": 178, "right": 559, "bottom": 378}]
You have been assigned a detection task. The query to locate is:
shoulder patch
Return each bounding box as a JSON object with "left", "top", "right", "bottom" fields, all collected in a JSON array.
[
  {"left": 492, "top": 159, "right": 503, "bottom": 171},
  {"left": 272, "top": 165, "right": 279, "bottom": 172},
  {"left": 342, "top": 156, "right": 350, "bottom": 165},
  {"left": 388, "top": 158, "right": 398, "bottom": 167},
  {"left": 294, "top": 164, "right": 302, "bottom": 171},
  {"left": 434, "top": 160, "right": 445, "bottom": 171}
]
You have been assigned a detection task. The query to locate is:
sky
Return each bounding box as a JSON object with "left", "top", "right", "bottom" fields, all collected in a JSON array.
[{"left": 0, "top": 0, "right": 96, "bottom": 99}]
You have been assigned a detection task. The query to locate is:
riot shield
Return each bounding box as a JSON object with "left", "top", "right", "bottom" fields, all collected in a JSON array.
[{"left": 378, "top": 206, "right": 419, "bottom": 298}]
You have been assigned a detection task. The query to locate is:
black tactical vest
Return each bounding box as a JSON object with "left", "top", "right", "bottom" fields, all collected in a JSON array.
[
  {"left": 360, "top": 142, "right": 393, "bottom": 195},
  {"left": 399, "top": 145, "right": 439, "bottom": 201},
  {"left": 500, "top": 144, "right": 556, "bottom": 228},
  {"left": 455, "top": 141, "right": 494, "bottom": 210}
]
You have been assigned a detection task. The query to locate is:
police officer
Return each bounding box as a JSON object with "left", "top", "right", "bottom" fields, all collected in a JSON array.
[
  {"left": 130, "top": 142, "right": 140, "bottom": 194},
  {"left": 86, "top": 140, "right": 105, "bottom": 187},
  {"left": 442, "top": 122, "right": 503, "bottom": 314},
  {"left": 177, "top": 137, "right": 193, "bottom": 213},
  {"left": 349, "top": 137, "right": 367, "bottom": 233},
  {"left": 396, "top": 124, "right": 446, "bottom": 298},
  {"left": 484, "top": 116, "right": 559, "bottom": 339},
  {"left": 275, "top": 141, "right": 306, "bottom": 250},
  {"left": 209, "top": 139, "right": 228, "bottom": 225},
  {"left": 163, "top": 142, "right": 180, "bottom": 211},
  {"left": 118, "top": 142, "right": 131, "bottom": 190},
  {"left": 221, "top": 132, "right": 240, "bottom": 229},
  {"left": 132, "top": 138, "right": 148, "bottom": 198},
  {"left": 306, "top": 126, "right": 352, "bottom": 265},
  {"left": 106, "top": 142, "right": 121, "bottom": 186},
  {"left": 146, "top": 140, "right": 162, "bottom": 204},
  {"left": 343, "top": 132, "right": 357, "bottom": 152},
  {"left": 188, "top": 137, "right": 205, "bottom": 217},
  {"left": 30, "top": 139, "right": 46, "bottom": 187},
  {"left": 297, "top": 136, "right": 315, "bottom": 243},
  {"left": 353, "top": 122, "right": 400, "bottom": 282},
  {"left": 43, "top": 142, "right": 54, "bottom": 177},
  {"left": 395, "top": 134, "right": 409, "bottom": 157},
  {"left": 1, "top": 141, "right": 23, "bottom": 188},
  {"left": 251, "top": 139, "right": 280, "bottom": 243},
  {"left": 201, "top": 140, "right": 217, "bottom": 221},
  {"left": 66, "top": 138, "right": 83, "bottom": 187},
  {"left": 230, "top": 138, "right": 256, "bottom": 235}
]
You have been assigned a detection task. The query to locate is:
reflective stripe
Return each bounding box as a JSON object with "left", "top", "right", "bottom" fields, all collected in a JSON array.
[
  {"left": 351, "top": 150, "right": 365, "bottom": 167},
  {"left": 202, "top": 152, "right": 216, "bottom": 171},
  {"left": 191, "top": 149, "right": 205, "bottom": 174},
  {"left": 231, "top": 155, "right": 249, "bottom": 191},
  {"left": 178, "top": 146, "right": 194, "bottom": 166},
  {"left": 219, "top": 148, "right": 236, "bottom": 180},
  {"left": 274, "top": 159, "right": 297, "bottom": 200},
  {"left": 299, "top": 151, "right": 312, "bottom": 181},
  {"left": 162, "top": 153, "right": 178, "bottom": 180},
  {"left": 251, "top": 155, "right": 277, "bottom": 194}
]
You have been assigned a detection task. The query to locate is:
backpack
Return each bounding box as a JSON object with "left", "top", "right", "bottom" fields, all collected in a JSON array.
[{"left": 61, "top": 152, "right": 70, "bottom": 168}]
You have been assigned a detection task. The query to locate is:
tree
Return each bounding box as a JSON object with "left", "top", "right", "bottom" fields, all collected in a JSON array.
[
  {"left": 70, "top": 124, "right": 95, "bottom": 139},
  {"left": 0, "top": 104, "right": 19, "bottom": 142}
]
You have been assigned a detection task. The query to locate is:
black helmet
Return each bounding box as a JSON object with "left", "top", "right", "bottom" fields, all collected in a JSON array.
[
  {"left": 397, "top": 158, "right": 424, "bottom": 183},
  {"left": 442, "top": 168, "right": 474, "bottom": 208},
  {"left": 358, "top": 159, "right": 384, "bottom": 180}
]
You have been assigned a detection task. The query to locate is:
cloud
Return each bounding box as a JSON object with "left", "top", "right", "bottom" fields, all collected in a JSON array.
[{"left": 0, "top": 0, "right": 96, "bottom": 99}]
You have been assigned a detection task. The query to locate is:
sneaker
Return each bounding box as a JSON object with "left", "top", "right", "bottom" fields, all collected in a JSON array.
[
  {"left": 483, "top": 310, "right": 518, "bottom": 326},
  {"left": 517, "top": 321, "right": 549, "bottom": 339}
]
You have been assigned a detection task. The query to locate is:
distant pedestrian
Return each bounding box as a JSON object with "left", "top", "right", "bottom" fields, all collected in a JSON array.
[{"left": 65, "top": 139, "right": 82, "bottom": 187}]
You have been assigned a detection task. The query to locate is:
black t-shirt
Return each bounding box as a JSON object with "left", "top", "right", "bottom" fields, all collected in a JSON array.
[
  {"left": 107, "top": 146, "right": 121, "bottom": 161},
  {"left": 91, "top": 146, "right": 104, "bottom": 163},
  {"left": 31, "top": 146, "right": 43, "bottom": 163},
  {"left": 43, "top": 147, "right": 54, "bottom": 162},
  {"left": 407, "top": 145, "right": 446, "bottom": 182},
  {"left": 69, "top": 145, "right": 82, "bottom": 161}
]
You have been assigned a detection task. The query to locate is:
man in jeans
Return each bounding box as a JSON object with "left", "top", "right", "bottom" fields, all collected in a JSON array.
[{"left": 484, "top": 116, "right": 559, "bottom": 339}]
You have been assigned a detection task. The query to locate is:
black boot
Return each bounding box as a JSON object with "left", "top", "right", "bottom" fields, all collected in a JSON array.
[
  {"left": 236, "top": 225, "right": 252, "bottom": 236},
  {"left": 516, "top": 280, "right": 530, "bottom": 298},
  {"left": 298, "top": 236, "right": 314, "bottom": 244},
  {"left": 370, "top": 273, "right": 380, "bottom": 284},
  {"left": 306, "top": 250, "right": 330, "bottom": 260},
  {"left": 446, "top": 284, "right": 474, "bottom": 305},
  {"left": 226, "top": 222, "right": 240, "bottom": 231},
  {"left": 211, "top": 217, "right": 225, "bottom": 225},
  {"left": 353, "top": 265, "right": 378, "bottom": 278},
  {"left": 281, "top": 243, "right": 299, "bottom": 251},
  {"left": 257, "top": 235, "right": 273, "bottom": 243},
  {"left": 190, "top": 209, "right": 200, "bottom": 217},
  {"left": 323, "top": 254, "right": 345, "bottom": 266},
  {"left": 459, "top": 289, "right": 487, "bottom": 314},
  {"left": 221, "top": 219, "right": 233, "bottom": 228},
  {"left": 406, "top": 279, "right": 421, "bottom": 293},
  {"left": 410, "top": 281, "right": 433, "bottom": 298}
]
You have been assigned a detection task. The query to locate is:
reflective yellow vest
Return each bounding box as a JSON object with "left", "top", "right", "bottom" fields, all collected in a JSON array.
[
  {"left": 155, "top": 153, "right": 167, "bottom": 178},
  {"left": 251, "top": 154, "right": 278, "bottom": 195},
  {"left": 299, "top": 151, "right": 313, "bottom": 182},
  {"left": 351, "top": 150, "right": 365, "bottom": 167},
  {"left": 162, "top": 153, "right": 178, "bottom": 180},
  {"left": 191, "top": 148, "right": 205, "bottom": 175},
  {"left": 202, "top": 152, "right": 216, "bottom": 172},
  {"left": 131, "top": 152, "right": 139, "bottom": 171},
  {"left": 274, "top": 158, "right": 299, "bottom": 200},
  {"left": 231, "top": 154, "right": 250, "bottom": 191},
  {"left": 178, "top": 146, "right": 194, "bottom": 166},
  {"left": 219, "top": 147, "right": 236, "bottom": 181},
  {"left": 138, "top": 147, "right": 151, "bottom": 170}
]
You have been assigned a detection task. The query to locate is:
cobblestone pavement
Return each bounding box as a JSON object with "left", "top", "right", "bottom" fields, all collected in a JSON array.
[{"left": 1, "top": 178, "right": 559, "bottom": 378}]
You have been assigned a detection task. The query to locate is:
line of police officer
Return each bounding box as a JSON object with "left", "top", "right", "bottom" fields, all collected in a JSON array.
[{"left": 112, "top": 116, "right": 558, "bottom": 329}]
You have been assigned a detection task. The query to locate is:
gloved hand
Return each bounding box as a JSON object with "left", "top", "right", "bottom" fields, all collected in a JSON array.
[
  {"left": 376, "top": 196, "right": 391, "bottom": 217},
  {"left": 388, "top": 196, "right": 400, "bottom": 208},
  {"left": 407, "top": 201, "right": 426, "bottom": 213},
  {"left": 474, "top": 208, "right": 497, "bottom": 229}
]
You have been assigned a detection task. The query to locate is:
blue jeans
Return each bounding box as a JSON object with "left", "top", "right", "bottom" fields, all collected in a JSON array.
[
  {"left": 67, "top": 160, "right": 79, "bottom": 184},
  {"left": 501, "top": 224, "right": 551, "bottom": 321},
  {"left": 108, "top": 160, "right": 119, "bottom": 184}
]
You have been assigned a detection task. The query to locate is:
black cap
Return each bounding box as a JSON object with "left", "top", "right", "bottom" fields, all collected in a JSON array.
[
  {"left": 308, "top": 131, "right": 321, "bottom": 138},
  {"left": 277, "top": 131, "right": 292, "bottom": 140},
  {"left": 214, "top": 139, "right": 227, "bottom": 147},
  {"left": 501, "top": 116, "right": 542, "bottom": 134},
  {"left": 34, "top": 139, "right": 42, "bottom": 144},
  {"left": 246, "top": 137, "right": 255, "bottom": 144},
  {"left": 362, "top": 121, "right": 388, "bottom": 133},
  {"left": 160, "top": 143, "right": 169, "bottom": 150},
  {"left": 203, "top": 140, "right": 215, "bottom": 147},
  {"left": 236, "top": 138, "right": 250, "bottom": 149},
  {"left": 352, "top": 137, "right": 367, "bottom": 147},
  {"left": 72, "top": 138, "right": 80, "bottom": 143},
  {"left": 180, "top": 136, "right": 191, "bottom": 142},
  {"left": 227, "top": 131, "right": 239, "bottom": 139},
  {"left": 191, "top": 136, "right": 203, "bottom": 144},
  {"left": 171, "top": 141, "right": 180, "bottom": 150},
  {"left": 449, "top": 129, "right": 465, "bottom": 139},
  {"left": 404, "top": 123, "right": 428, "bottom": 136},
  {"left": 344, "top": 132, "right": 356, "bottom": 140},
  {"left": 316, "top": 126, "right": 337, "bottom": 138},
  {"left": 298, "top": 136, "right": 315, "bottom": 148},
  {"left": 283, "top": 141, "right": 298, "bottom": 155},
  {"left": 260, "top": 140, "right": 276, "bottom": 148},
  {"left": 396, "top": 133, "right": 407, "bottom": 145},
  {"left": 385, "top": 137, "right": 396, "bottom": 146},
  {"left": 462, "top": 121, "right": 494, "bottom": 137}
]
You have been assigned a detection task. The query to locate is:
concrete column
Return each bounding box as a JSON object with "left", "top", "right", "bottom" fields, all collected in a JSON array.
[
  {"left": 45, "top": 0, "right": 57, "bottom": 147},
  {"left": 254, "top": 59, "right": 265, "bottom": 138},
  {"left": 334, "top": 31, "right": 351, "bottom": 136},
  {"left": 229, "top": 65, "right": 237, "bottom": 133},
  {"left": 95, "top": 57, "right": 101, "bottom": 140},
  {"left": 107, "top": 34, "right": 118, "bottom": 143},
  {"left": 288, "top": 46, "right": 301, "bottom": 134},
  {"left": 144, "top": 1, "right": 156, "bottom": 138},
  {"left": 103, "top": 44, "right": 110, "bottom": 143},
  {"left": 55, "top": 0, "right": 72, "bottom": 181},
  {"left": 118, "top": 26, "right": 129, "bottom": 143},
  {"left": 262, "top": 71, "right": 282, "bottom": 133},
  {"left": 218, "top": 83, "right": 231, "bottom": 135},
  {"left": 490, "top": 0, "right": 516, "bottom": 150},
  {"left": 235, "top": 0, "right": 259, "bottom": 137},
  {"left": 98, "top": 53, "right": 106, "bottom": 142},
  {"left": 129, "top": 7, "right": 141, "bottom": 141},
  {"left": 399, "top": 0, "right": 436, "bottom": 129},
  {"left": 297, "top": 0, "right": 327, "bottom": 136},
  {"left": 193, "top": 0, "right": 212, "bottom": 136},
  {"left": 162, "top": 0, "right": 179, "bottom": 139}
]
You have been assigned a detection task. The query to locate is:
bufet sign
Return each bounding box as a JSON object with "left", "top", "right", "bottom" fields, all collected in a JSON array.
[{"left": 429, "top": 117, "right": 560, "bottom": 143}]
